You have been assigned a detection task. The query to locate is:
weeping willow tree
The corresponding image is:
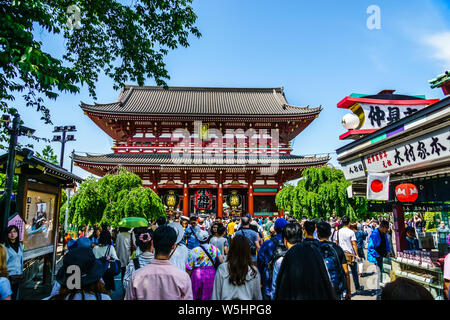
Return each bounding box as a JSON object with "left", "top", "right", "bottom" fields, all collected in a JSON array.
[
  {"left": 276, "top": 166, "right": 369, "bottom": 221},
  {"left": 66, "top": 169, "right": 165, "bottom": 227}
]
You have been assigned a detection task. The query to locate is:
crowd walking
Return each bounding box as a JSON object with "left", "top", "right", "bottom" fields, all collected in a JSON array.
[{"left": 1, "top": 213, "right": 449, "bottom": 301}]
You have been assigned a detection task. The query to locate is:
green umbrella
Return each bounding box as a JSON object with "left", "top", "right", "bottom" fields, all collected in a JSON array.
[{"left": 118, "top": 217, "right": 149, "bottom": 228}]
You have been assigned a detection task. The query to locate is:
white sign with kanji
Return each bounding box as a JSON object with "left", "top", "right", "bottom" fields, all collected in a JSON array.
[
  {"left": 359, "top": 103, "right": 428, "bottom": 130},
  {"left": 364, "top": 127, "right": 450, "bottom": 172},
  {"left": 341, "top": 158, "right": 366, "bottom": 180}
]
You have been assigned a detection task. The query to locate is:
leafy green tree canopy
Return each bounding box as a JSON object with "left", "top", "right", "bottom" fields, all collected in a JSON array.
[
  {"left": 1, "top": 0, "right": 201, "bottom": 146},
  {"left": 68, "top": 168, "right": 165, "bottom": 227},
  {"left": 276, "top": 166, "right": 369, "bottom": 221},
  {"left": 35, "top": 145, "right": 58, "bottom": 165}
]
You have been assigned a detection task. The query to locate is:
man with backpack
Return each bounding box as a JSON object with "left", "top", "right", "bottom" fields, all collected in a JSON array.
[
  {"left": 234, "top": 216, "right": 260, "bottom": 264},
  {"left": 185, "top": 216, "right": 201, "bottom": 250},
  {"left": 367, "top": 220, "right": 390, "bottom": 299},
  {"left": 257, "top": 218, "right": 289, "bottom": 300},
  {"left": 317, "top": 222, "right": 351, "bottom": 300},
  {"left": 270, "top": 222, "right": 302, "bottom": 299}
]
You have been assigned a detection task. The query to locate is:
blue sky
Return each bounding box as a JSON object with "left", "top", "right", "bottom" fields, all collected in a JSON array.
[{"left": 8, "top": 0, "right": 450, "bottom": 180}]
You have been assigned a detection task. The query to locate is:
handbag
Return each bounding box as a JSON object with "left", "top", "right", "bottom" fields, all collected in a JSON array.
[
  {"left": 99, "top": 245, "right": 121, "bottom": 277},
  {"left": 199, "top": 244, "right": 221, "bottom": 270}
]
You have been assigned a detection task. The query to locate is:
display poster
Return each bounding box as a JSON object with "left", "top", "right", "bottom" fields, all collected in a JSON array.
[{"left": 23, "top": 190, "right": 57, "bottom": 254}]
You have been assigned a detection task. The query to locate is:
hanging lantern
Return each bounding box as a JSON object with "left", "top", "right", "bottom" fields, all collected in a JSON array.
[
  {"left": 342, "top": 113, "right": 360, "bottom": 130},
  {"left": 194, "top": 189, "right": 212, "bottom": 212},
  {"left": 226, "top": 190, "right": 242, "bottom": 210},
  {"left": 163, "top": 190, "right": 179, "bottom": 210},
  {"left": 395, "top": 184, "right": 418, "bottom": 202}
]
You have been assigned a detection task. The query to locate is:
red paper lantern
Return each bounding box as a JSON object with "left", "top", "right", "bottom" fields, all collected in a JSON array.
[{"left": 395, "top": 184, "right": 418, "bottom": 202}]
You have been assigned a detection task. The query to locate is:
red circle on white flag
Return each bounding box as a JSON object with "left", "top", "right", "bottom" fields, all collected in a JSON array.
[{"left": 371, "top": 179, "right": 383, "bottom": 193}]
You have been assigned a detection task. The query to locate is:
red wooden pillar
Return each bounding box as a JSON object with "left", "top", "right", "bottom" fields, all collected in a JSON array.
[
  {"left": 218, "top": 184, "right": 223, "bottom": 218},
  {"left": 393, "top": 203, "right": 406, "bottom": 252},
  {"left": 183, "top": 184, "right": 189, "bottom": 217},
  {"left": 248, "top": 184, "right": 254, "bottom": 216}
]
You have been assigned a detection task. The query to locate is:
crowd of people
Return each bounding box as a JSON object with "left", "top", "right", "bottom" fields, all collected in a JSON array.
[{"left": 1, "top": 213, "right": 449, "bottom": 300}]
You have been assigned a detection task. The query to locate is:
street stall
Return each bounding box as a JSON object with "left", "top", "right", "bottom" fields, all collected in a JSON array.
[
  {"left": 336, "top": 90, "right": 450, "bottom": 299},
  {"left": 0, "top": 149, "right": 83, "bottom": 286}
]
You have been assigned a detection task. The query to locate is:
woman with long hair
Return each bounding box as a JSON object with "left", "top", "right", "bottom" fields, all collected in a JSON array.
[
  {"left": 49, "top": 247, "right": 110, "bottom": 300},
  {"left": 3, "top": 225, "right": 23, "bottom": 300},
  {"left": 92, "top": 229, "right": 119, "bottom": 292},
  {"left": 0, "top": 244, "right": 12, "bottom": 300},
  {"left": 274, "top": 242, "right": 337, "bottom": 300},
  {"left": 212, "top": 235, "right": 262, "bottom": 300}
]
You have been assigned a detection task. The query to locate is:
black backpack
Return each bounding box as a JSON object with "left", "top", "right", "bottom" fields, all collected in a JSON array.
[
  {"left": 267, "top": 237, "right": 288, "bottom": 285},
  {"left": 319, "top": 242, "right": 346, "bottom": 294}
]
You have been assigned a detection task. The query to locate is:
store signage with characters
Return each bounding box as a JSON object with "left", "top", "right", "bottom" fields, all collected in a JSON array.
[
  {"left": 395, "top": 183, "right": 418, "bottom": 202},
  {"left": 194, "top": 189, "right": 212, "bottom": 212},
  {"left": 341, "top": 158, "right": 366, "bottom": 180},
  {"left": 364, "top": 127, "right": 449, "bottom": 172},
  {"left": 346, "top": 103, "right": 428, "bottom": 131},
  {"left": 23, "top": 190, "right": 56, "bottom": 259}
]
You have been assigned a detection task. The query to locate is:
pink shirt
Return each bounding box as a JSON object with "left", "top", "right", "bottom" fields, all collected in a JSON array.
[{"left": 126, "top": 259, "right": 193, "bottom": 300}]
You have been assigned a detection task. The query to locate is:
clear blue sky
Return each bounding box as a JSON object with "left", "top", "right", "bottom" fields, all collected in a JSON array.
[{"left": 8, "top": 0, "right": 450, "bottom": 180}]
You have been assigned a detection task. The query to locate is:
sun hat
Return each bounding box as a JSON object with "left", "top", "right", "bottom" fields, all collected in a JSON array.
[
  {"left": 56, "top": 247, "right": 104, "bottom": 287},
  {"left": 167, "top": 222, "right": 185, "bottom": 244},
  {"left": 197, "top": 230, "right": 209, "bottom": 243}
]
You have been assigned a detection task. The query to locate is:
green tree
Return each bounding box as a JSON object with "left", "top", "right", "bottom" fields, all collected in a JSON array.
[
  {"left": 0, "top": 0, "right": 201, "bottom": 148},
  {"left": 68, "top": 169, "right": 165, "bottom": 227},
  {"left": 276, "top": 166, "right": 370, "bottom": 221},
  {"left": 35, "top": 145, "right": 58, "bottom": 165}
]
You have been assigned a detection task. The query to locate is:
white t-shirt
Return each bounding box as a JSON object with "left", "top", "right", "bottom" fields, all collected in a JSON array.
[{"left": 337, "top": 227, "right": 357, "bottom": 254}]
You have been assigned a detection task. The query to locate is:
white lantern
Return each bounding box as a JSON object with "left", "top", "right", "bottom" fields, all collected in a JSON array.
[{"left": 342, "top": 113, "right": 360, "bottom": 130}]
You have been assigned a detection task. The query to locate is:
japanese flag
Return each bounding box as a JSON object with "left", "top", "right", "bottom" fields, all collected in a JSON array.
[{"left": 367, "top": 172, "right": 390, "bottom": 201}]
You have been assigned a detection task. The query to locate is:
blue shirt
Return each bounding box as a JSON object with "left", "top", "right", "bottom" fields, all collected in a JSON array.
[
  {"left": 0, "top": 277, "right": 12, "bottom": 300},
  {"left": 257, "top": 234, "right": 282, "bottom": 297},
  {"left": 406, "top": 236, "right": 420, "bottom": 250},
  {"left": 184, "top": 226, "right": 200, "bottom": 250},
  {"left": 5, "top": 244, "right": 23, "bottom": 276},
  {"left": 367, "top": 228, "right": 390, "bottom": 264},
  {"left": 355, "top": 230, "right": 368, "bottom": 249}
]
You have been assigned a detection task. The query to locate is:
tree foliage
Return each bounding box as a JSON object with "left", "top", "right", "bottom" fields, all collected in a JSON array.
[
  {"left": 68, "top": 169, "right": 165, "bottom": 227},
  {"left": 35, "top": 145, "right": 58, "bottom": 165},
  {"left": 0, "top": 0, "right": 201, "bottom": 147},
  {"left": 276, "top": 166, "right": 370, "bottom": 221}
]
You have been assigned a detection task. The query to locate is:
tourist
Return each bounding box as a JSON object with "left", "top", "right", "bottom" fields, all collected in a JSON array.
[
  {"left": 271, "top": 222, "right": 302, "bottom": 299},
  {"left": 405, "top": 226, "right": 420, "bottom": 250},
  {"left": 302, "top": 220, "right": 320, "bottom": 249},
  {"left": 226, "top": 218, "right": 237, "bottom": 242},
  {"left": 234, "top": 217, "right": 260, "bottom": 265},
  {"left": 115, "top": 227, "right": 132, "bottom": 283},
  {"left": 156, "top": 216, "right": 167, "bottom": 227},
  {"left": 381, "top": 277, "right": 433, "bottom": 300},
  {"left": 337, "top": 216, "right": 362, "bottom": 293},
  {"left": 444, "top": 252, "right": 449, "bottom": 300},
  {"left": 167, "top": 222, "right": 190, "bottom": 271},
  {"left": 123, "top": 229, "right": 154, "bottom": 295},
  {"left": 257, "top": 217, "right": 288, "bottom": 300},
  {"left": 209, "top": 223, "right": 229, "bottom": 257},
  {"left": 274, "top": 242, "right": 336, "bottom": 300},
  {"left": 414, "top": 214, "right": 424, "bottom": 234},
  {"left": 211, "top": 235, "right": 262, "bottom": 300},
  {"left": 0, "top": 244, "right": 12, "bottom": 300},
  {"left": 317, "top": 221, "right": 351, "bottom": 300},
  {"left": 264, "top": 217, "right": 274, "bottom": 237},
  {"left": 181, "top": 218, "right": 189, "bottom": 231},
  {"left": 93, "top": 229, "right": 119, "bottom": 292},
  {"left": 355, "top": 223, "right": 368, "bottom": 262},
  {"left": 48, "top": 247, "right": 110, "bottom": 300},
  {"left": 198, "top": 217, "right": 206, "bottom": 231},
  {"left": 88, "top": 226, "right": 101, "bottom": 247},
  {"left": 186, "top": 230, "right": 223, "bottom": 300},
  {"left": 126, "top": 225, "right": 192, "bottom": 300},
  {"left": 3, "top": 225, "right": 23, "bottom": 300},
  {"left": 367, "top": 220, "right": 390, "bottom": 299},
  {"left": 185, "top": 216, "right": 201, "bottom": 250}
]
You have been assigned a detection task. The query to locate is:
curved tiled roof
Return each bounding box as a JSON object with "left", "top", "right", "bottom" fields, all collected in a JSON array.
[
  {"left": 74, "top": 153, "right": 330, "bottom": 167},
  {"left": 81, "top": 86, "right": 321, "bottom": 116}
]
